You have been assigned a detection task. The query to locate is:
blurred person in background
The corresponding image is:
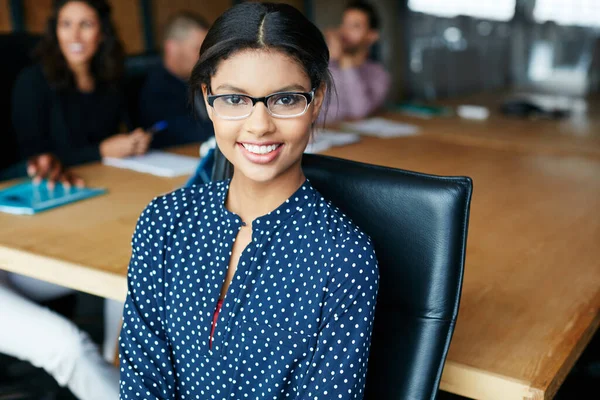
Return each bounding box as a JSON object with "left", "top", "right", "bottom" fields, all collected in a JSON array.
[
  {"left": 0, "top": 153, "right": 118, "bottom": 400},
  {"left": 11, "top": 0, "right": 151, "bottom": 166},
  {"left": 325, "top": 1, "right": 390, "bottom": 122},
  {"left": 139, "top": 11, "right": 215, "bottom": 149},
  {"left": 0, "top": 0, "right": 149, "bottom": 398}
]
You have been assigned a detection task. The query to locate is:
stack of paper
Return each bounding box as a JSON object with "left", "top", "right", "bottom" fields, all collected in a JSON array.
[
  {"left": 343, "top": 118, "right": 420, "bottom": 138},
  {"left": 305, "top": 130, "right": 361, "bottom": 154},
  {"left": 457, "top": 105, "right": 490, "bottom": 120},
  {"left": 103, "top": 151, "right": 199, "bottom": 177}
]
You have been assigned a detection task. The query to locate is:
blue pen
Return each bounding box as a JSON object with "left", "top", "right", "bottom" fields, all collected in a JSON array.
[{"left": 148, "top": 120, "right": 168, "bottom": 135}]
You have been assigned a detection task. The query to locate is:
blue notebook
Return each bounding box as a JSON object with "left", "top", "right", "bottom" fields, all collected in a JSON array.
[{"left": 0, "top": 180, "right": 107, "bottom": 215}]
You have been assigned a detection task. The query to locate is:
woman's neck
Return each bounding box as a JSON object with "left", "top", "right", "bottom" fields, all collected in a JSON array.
[
  {"left": 226, "top": 165, "right": 306, "bottom": 226},
  {"left": 69, "top": 62, "right": 95, "bottom": 92}
]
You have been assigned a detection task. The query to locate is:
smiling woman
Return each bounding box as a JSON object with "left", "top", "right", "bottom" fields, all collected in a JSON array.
[
  {"left": 201, "top": 50, "right": 323, "bottom": 184},
  {"left": 119, "top": 2, "right": 380, "bottom": 399},
  {"left": 11, "top": 0, "right": 152, "bottom": 167},
  {"left": 36, "top": 0, "right": 123, "bottom": 89}
]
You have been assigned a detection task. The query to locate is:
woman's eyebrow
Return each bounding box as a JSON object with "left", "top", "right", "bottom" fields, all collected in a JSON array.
[
  {"left": 213, "top": 84, "right": 308, "bottom": 94},
  {"left": 214, "top": 84, "right": 249, "bottom": 94},
  {"left": 272, "top": 84, "right": 308, "bottom": 92}
]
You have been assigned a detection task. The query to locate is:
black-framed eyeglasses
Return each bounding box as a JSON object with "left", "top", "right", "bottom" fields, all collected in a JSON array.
[{"left": 207, "top": 88, "right": 316, "bottom": 120}]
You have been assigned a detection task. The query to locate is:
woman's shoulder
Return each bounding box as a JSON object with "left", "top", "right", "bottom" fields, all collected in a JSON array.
[
  {"left": 312, "top": 189, "right": 375, "bottom": 252},
  {"left": 15, "top": 64, "right": 48, "bottom": 87},
  {"left": 13, "top": 64, "right": 52, "bottom": 99},
  {"left": 12, "top": 64, "right": 52, "bottom": 106},
  {"left": 139, "top": 180, "right": 228, "bottom": 221},
  {"left": 311, "top": 191, "right": 379, "bottom": 285}
]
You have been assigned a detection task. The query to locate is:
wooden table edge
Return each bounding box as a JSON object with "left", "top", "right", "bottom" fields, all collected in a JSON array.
[
  {"left": 441, "top": 303, "right": 599, "bottom": 400},
  {"left": 440, "top": 361, "right": 544, "bottom": 400},
  {"left": 538, "top": 300, "right": 600, "bottom": 399},
  {"left": 0, "top": 244, "right": 127, "bottom": 302}
]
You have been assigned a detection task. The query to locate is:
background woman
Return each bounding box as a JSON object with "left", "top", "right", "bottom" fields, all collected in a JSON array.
[{"left": 11, "top": 0, "right": 151, "bottom": 166}]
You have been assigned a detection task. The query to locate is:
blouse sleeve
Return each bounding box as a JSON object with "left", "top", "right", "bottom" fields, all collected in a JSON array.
[
  {"left": 295, "top": 236, "right": 380, "bottom": 399},
  {"left": 119, "top": 200, "right": 176, "bottom": 400}
]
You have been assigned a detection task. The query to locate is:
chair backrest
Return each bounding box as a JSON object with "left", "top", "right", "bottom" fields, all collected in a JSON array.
[
  {"left": 211, "top": 148, "right": 473, "bottom": 399},
  {"left": 123, "top": 53, "right": 162, "bottom": 127},
  {"left": 0, "top": 33, "right": 41, "bottom": 168}
]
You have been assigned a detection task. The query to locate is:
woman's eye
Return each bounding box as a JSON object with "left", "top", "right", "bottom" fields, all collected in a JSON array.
[
  {"left": 225, "top": 95, "right": 243, "bottom": 105},
  {"left": 275, "top": 95, "right": 298, "bottom": 106}
]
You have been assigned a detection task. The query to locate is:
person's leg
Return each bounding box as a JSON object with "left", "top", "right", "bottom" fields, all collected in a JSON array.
[
  {"left": 0, "top": 270, "right": 8, "bottom": 285},
  {"left": 7, "top": 273, "right": 73, "bottom": 302},
  {"left": 0, "top": 283, "right": 119, "bottom": 400},
  {"left": 102, "top": 299, "right": 124, "bottom": 363}
]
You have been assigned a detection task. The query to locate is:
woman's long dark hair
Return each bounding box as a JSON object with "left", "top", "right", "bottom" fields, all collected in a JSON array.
[
  {"left": 35, "top": 0, "right": 125, "bottom": 90},
  {"left": 190, "top": 2, "right": 333, "bottom": 119}
]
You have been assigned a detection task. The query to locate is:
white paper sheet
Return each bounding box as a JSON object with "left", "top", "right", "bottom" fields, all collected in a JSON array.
[
  {"left": 343, "top": 118, "right": 420, "bottom": 138},
  {"left": 103, "top": 151, "right": 199, "bottom": 177},
  {"left": 305, "top": 130, "right": 361, "bottom": 154}
]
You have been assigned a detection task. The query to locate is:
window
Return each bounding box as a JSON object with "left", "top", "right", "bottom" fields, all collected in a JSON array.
[
  {"left": 408, "top": 0, "right": 516, "bottom": 21},
  {"left": 528, "top": 41, "right": 554, "bottom": 81},
  {"left": 534, "top": 0, "right": 600, "bottom": 27}
]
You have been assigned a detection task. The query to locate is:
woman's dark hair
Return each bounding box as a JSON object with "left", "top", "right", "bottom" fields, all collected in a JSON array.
[
  {"left": 35, "top": 0, "right": 125, "bottom": 90},
  {"left": 190, "top": 2, "right": 333, "bottom": 119}
]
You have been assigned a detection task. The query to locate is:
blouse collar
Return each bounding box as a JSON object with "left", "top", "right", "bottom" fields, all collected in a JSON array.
[{"left": 218, "top": 179, "right": 316, "bottom": 232}]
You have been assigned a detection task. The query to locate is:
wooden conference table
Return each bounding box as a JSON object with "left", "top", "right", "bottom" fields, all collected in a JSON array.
[
  {"left": 1, "top": 105, "right": 599, "bottom": 400},
  {"left": 385, "top": 92, "right": 600, "bottom": 159}
]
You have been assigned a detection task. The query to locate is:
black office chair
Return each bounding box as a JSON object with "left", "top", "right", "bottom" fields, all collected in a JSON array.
[
  {"left": 0, "top": 33, "right": 41, "bottom": 169},
  {"left": 124, "top": 52, "right": 162, "bottom": 127},
  {"left": 211, "top": 147, "right": 473, "bottom": 399}
]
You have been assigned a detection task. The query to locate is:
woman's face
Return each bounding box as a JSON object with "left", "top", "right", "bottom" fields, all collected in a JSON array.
[
  {"left": 203, "top": 50, "right": 325, "bottom": 185},
  {"left": 56, "top": 1, "right": 102, "bottom": 68}
]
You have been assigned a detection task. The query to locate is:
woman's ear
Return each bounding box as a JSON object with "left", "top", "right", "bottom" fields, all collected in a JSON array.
[
  {"left": 201, "top": 84, "right": 214, "bottom": 122},
  {"left": 311, "top": 83, "right": 327, "bottom": 123}
]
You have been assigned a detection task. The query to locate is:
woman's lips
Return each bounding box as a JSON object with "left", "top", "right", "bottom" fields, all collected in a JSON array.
[
  {"left": 237, "top": 142, "right": 283, "bottom": 164},
  {"left": 68, "top": 43, "right": 84, "bottom": 54}
]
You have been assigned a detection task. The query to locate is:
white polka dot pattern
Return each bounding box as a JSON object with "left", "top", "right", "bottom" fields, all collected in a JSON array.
[{"left": 119, "top": 180, "right": 379, "bottom": 399}]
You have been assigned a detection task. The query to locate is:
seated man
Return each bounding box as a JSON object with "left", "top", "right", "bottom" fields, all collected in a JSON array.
[
  {"left": 139, "top": 11, "right": 214, "bottom": 148},
  {"left": 325, "top": 1, "right": 390, "bottom": 123}
]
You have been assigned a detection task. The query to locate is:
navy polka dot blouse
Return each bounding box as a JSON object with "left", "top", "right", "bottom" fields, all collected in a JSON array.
[{"left": 119, "top": 179, "right": 379, "bottom": 399}]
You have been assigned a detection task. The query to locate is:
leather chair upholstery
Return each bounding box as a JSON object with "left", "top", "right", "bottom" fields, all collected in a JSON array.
[{"left": 211, "top": 147, "right": 473, "bottom": 399}]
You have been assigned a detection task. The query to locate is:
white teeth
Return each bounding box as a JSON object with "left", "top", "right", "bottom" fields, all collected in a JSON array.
[
  {"left": 242, "top": 143, "right": 280, "bottom": 154},
  {"left": 69, "top": 43, "right": 84, "bottom": 53}
]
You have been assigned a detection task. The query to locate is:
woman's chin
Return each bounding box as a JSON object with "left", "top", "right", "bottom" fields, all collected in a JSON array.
[
  {"left": 236, "top": 165, "right": 281, "bottom": 184},
  {"left": 64, "top": 54, "right": 94, "bottom": 67}
]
